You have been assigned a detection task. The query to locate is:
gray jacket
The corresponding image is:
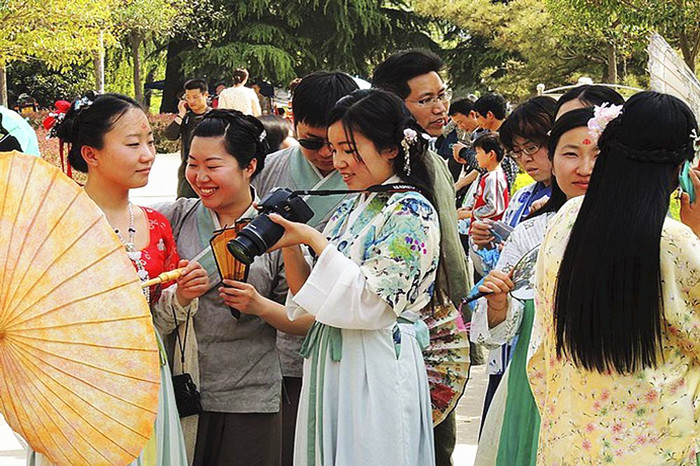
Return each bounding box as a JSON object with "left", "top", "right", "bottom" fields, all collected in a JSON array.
[{"left": 157, "top": 198, "right": 287, "bottom": 413}]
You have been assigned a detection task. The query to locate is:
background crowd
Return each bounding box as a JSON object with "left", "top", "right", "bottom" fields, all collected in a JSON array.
[{"left": 4, "top": 38, "right": 700, "bottom": 466}]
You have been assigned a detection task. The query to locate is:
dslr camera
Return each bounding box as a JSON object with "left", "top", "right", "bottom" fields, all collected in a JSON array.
[{"left": 228, "top": 188, "right": 314, "bottom": 264}]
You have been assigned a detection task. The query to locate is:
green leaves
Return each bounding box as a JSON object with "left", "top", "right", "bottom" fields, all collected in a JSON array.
[{"left": 179, "top": 0, "right": 440, "bottom": 86}]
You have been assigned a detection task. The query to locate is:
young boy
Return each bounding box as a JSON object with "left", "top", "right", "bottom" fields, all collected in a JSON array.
[{"left": 458, "top": 132, "right": 509, "bottom": 234}]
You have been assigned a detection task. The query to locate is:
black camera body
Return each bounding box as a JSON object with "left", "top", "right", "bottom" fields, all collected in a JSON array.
[
  {"left": 227, "top": 188, "right": 314, "bottom": 264},
  {"left": 172, "top": 373, "right": 202, "bottom": 418}
]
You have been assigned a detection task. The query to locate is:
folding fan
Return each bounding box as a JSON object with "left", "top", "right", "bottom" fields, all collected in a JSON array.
[
  {"left": 210, "top": 221, "right": 251, "bottom": 318},
  {"left": 423, "top": 290, "right": 471, "bottom": 425}
]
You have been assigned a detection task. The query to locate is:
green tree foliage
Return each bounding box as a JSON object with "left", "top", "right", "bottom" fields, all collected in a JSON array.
[
  {"left": 0, "top": 0, "right": 112, "bottom": 103},
  {"left": 415, "top": 0, "right": 652, "bottom": 100},
  {"left": 112, "top": 0, "right": 181, "bottom": 104},
  {"left": 7, "top": 61, "right": 93, "bottom": 106},
  {"left": 179, "top": 0, "right": 441, "bottom": 87},
  {"left": 0, "top": 0, "right": 110, "bottom": 67},
  {"left": 558, "top": 0, "right": 700, "bottom": 72}
]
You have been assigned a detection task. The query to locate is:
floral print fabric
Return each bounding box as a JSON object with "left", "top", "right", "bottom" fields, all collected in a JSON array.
[
  {"left": 135, "top": 207, "right": 180, "bottom": 304},
  {"left": 528, "top": 196, "right": 700, "bottom": 465},
  {"left": 325, "top": 191, "right": 440, "bottom": 315},
  {"left": 326, "top": 191, "right": 469, "bottom": 423}
]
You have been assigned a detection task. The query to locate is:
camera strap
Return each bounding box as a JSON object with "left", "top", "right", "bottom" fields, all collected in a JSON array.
[
  {"left": 292, "top": 182, "right": 421, "bottom": 197},
  {"left": 170, "top": 303, "right": 192, "bottom": 373}
]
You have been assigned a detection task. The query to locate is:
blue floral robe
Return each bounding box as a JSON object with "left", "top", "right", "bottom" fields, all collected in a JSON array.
[{"left": 288, "top": 187, "right": 440, "bottom": 466}]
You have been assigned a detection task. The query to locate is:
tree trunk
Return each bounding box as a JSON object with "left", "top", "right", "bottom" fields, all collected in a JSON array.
[
  {"left": 143, "top": 68, "right": 156, "bottom": 112},
  {"left": 606, "top": 42, "right": 618, "bottom": 84},
  {"left": 160, "top": 39, "right": 187, "bottom": 113},
  {"left": 93, "top": 31, "right": 105, "bottom": 93},
  {"left": 0, "top": 64, "right": 7, "bottom": 107},
  {"left": 678, "top": 32, "right": 697, "bottom": 74},
  {"left": 129, "top": 31, "right": 144, "bottom": 105}
]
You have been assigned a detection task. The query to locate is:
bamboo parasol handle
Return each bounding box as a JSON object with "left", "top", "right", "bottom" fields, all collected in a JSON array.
[{"left": 141, "top": 267, "right": 186, "bottom": 288}]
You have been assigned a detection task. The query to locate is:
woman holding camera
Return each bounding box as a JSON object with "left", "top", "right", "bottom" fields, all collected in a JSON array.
[
  {"left": 268, "top": 89, "right": 444, "bottom": 465},
  {"left": 157, "top": 109, "right": 312, "bottom": 466}
]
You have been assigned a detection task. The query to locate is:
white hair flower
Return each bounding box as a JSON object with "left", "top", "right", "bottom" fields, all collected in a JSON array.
[{"left": 587, "top": 102, "right": 623, "bottom": 144}]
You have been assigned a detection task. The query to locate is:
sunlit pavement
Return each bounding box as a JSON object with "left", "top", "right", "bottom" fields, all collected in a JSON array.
[
  {"left": 1, "top": 153, "right": 488, "bottom": 465},
  {"left": 0, "top": 417, "right": 25, "bottom": 466}
]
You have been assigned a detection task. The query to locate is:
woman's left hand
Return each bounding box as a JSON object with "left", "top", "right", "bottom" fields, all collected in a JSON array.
[
  {"left": 680, "top": 167, "right": 700, "bottom": 238},
  {"left": 219, "top": 279, "right": 262, "bottom": 315},
  {"left": 175, "top": 260, "right": 209, "bottom": 306}
]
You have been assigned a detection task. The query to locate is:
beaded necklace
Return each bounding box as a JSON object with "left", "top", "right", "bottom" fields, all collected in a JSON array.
[{"left": 114, "top": 202, "right": 151, "bottom": 303}]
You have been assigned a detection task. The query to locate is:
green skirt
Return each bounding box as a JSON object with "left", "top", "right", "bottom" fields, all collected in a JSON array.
[{"left": 495, "top": 299, "right": 540, "bottom": 465}]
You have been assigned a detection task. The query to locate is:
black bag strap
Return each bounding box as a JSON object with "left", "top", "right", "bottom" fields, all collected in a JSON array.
[
  {"left": 171, "top": 303, "right": 192, "bottom": 374},
  {"left": 291, "top": 182, "right": 421, "bottom": 197}
]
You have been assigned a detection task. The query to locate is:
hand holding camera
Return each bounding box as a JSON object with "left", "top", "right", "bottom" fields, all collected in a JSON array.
[
  {"left": 266, "top": 213, "right": 328, "bottom": 254},
  {"left": 227, "top": 188, "right": 318, "bottom": 264}
]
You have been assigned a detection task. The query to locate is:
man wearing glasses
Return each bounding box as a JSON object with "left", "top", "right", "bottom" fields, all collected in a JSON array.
[
  {"left": 373, "top": 49, "right": 472, "bottom": 466},
  {"left": 252, "top": 70, "right": 359, "bottom": 466}
]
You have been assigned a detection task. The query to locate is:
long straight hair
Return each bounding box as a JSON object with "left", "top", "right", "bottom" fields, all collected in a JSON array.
[{"left": 553, "top": 92, "right": 698, "bottom": 374}]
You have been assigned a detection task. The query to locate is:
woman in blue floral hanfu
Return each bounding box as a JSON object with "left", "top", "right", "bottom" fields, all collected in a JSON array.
[{"left": 269, "top": 90, "right": 443, "bottom": 465}]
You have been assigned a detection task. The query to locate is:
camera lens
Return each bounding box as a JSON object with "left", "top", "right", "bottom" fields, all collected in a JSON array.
[
  {"left": 227, "top": 215, "right": 285, "bottom": 264},
  {"left": 227, "top": 236, "right": 256, "bottom": 265}
]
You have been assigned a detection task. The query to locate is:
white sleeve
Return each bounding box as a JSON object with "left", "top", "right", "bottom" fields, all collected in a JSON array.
[
  {"left": 474, "top": 172, "right": 507, "bottom": 220},
  {"left": 469, "top": 222, "right": 532, "bottom": 346},
  {"left": 292, "top": 245, "right": 397, "bottom": 330},
  {"left": 470, "top": 295, "right": 524, "bottom": 348},
  {"left": 251, "top": 90, "right": 262, "bottom": 116},
  {"left": 151, "top": 284, "right": 198, "bottom": 336}
]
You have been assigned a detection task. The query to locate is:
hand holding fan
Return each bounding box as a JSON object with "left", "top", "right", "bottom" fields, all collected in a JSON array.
[
  {"left": 210, "top": 221, "right": 251, "bottom": 318},
  {"left": 462, "top": 245, "right": 540, "bottom": 304}
]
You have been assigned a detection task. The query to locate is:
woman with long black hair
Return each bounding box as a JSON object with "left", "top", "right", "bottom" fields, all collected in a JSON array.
[{"left": 528, "top": 91, "right": 700, "bottom": 464}]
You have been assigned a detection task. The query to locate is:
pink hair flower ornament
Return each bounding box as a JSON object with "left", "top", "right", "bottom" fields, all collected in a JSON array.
[{"left": 587, "top": 102, "right": 623, "bottom": 145}]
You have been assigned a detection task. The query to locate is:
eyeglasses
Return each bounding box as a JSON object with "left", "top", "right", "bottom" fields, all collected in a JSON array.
[
  {"left": 298, "top": 138, "right": 332, "bottom": 151},
  {"left": 409, "top": 89, "right": 453, "bottom": 108},
  {"left": 511, "top": 144, "right": 541, "bottom": 159}
]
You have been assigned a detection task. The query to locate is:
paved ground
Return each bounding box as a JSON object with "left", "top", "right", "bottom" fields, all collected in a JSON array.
[{"left": 0, "top": 153, "right": 488, "bottom": 465}]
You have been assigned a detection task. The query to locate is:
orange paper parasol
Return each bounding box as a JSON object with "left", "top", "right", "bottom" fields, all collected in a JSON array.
[{"left": 0, "top": 152, "right": 160, "bottom": 465}]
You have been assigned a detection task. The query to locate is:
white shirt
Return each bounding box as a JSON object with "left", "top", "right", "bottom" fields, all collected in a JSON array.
[{"left": 218, "top": 86, "right": 261, "bottom": 116}]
